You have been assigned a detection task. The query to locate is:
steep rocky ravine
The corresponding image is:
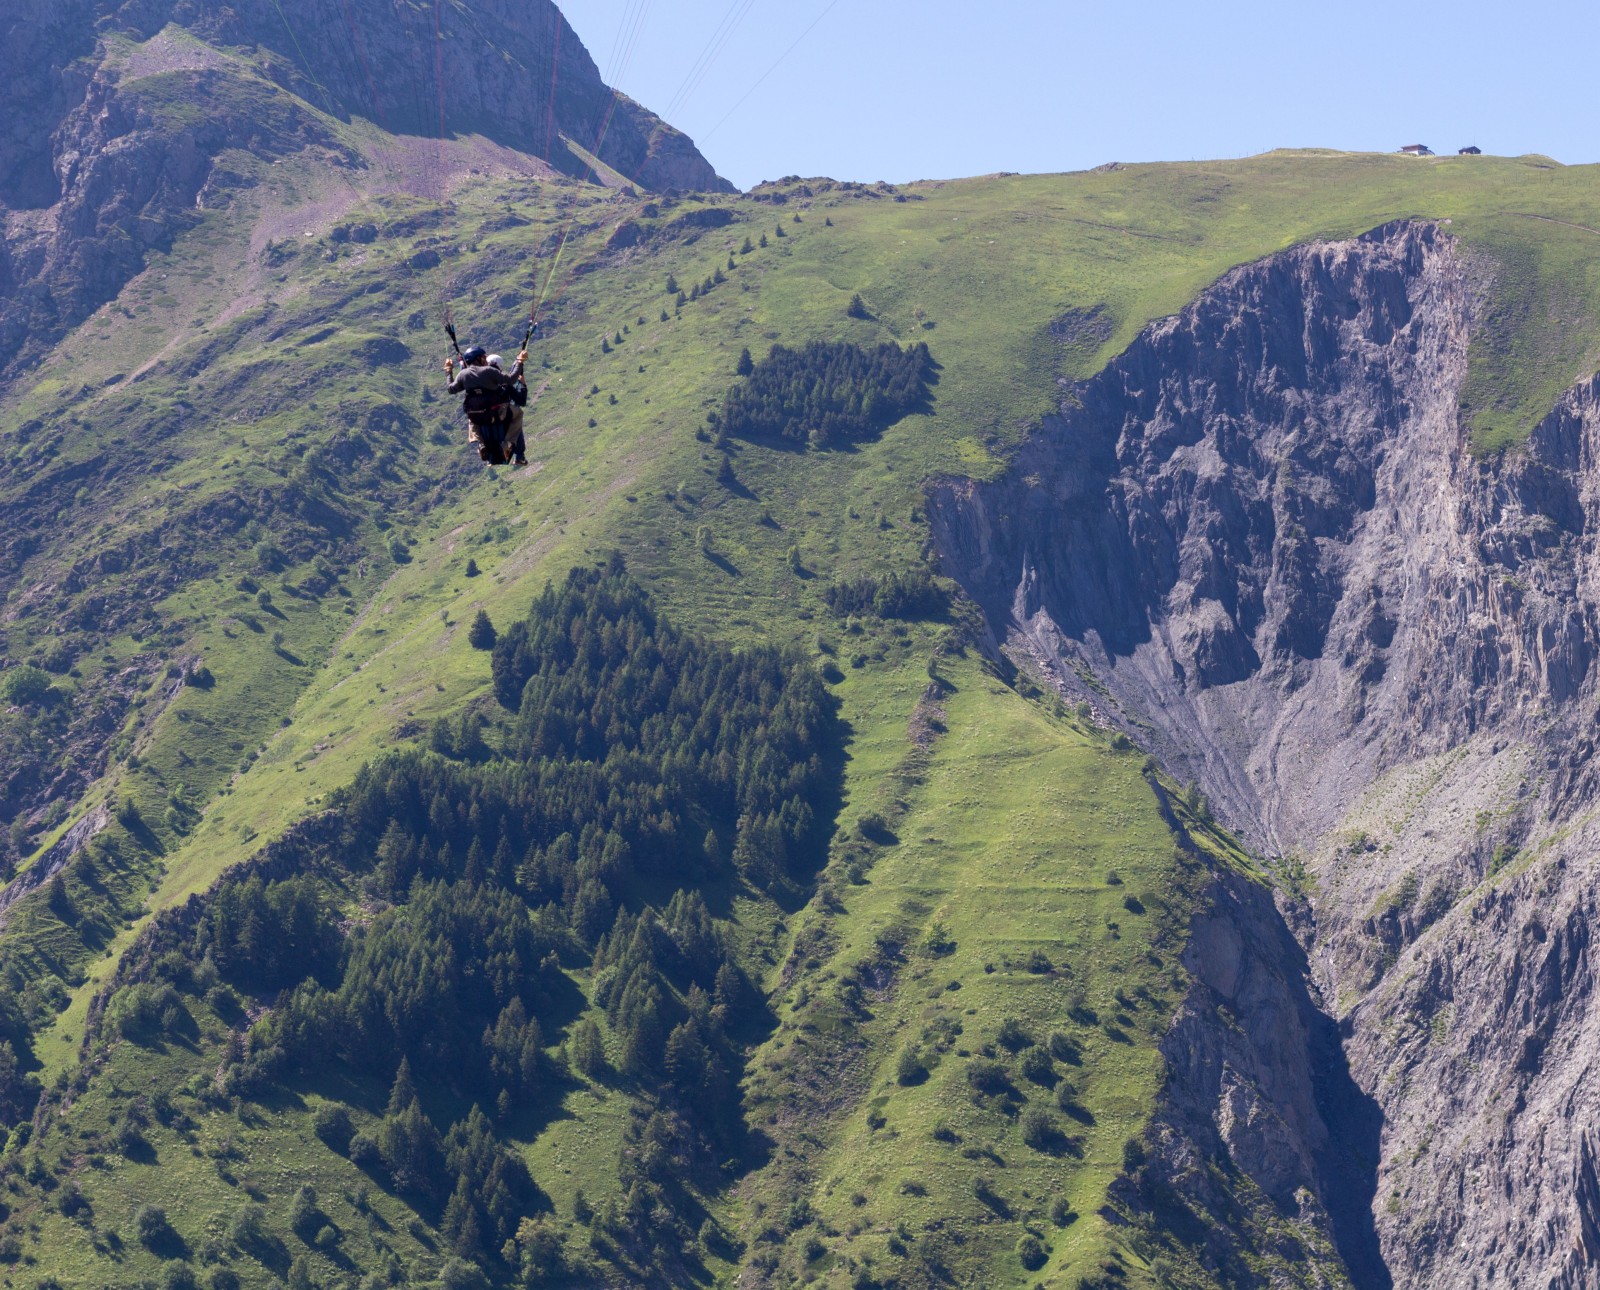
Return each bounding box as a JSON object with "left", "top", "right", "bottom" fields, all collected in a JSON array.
[{"left": 932, "top": 220, "right": 1600, "bottom": 1287}]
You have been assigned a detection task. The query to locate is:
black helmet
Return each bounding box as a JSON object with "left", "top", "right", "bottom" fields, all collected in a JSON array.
[{"left": 462, "top": 345, "right": 488, "bottom": 365}]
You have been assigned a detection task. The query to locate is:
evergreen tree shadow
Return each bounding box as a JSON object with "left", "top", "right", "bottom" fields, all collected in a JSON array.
[
  {"left": 118, "top": 812, "right": 166, "bottom": 856},
  {"left": 973, "top": 1180, "right": 1012, "bottom": 1219},
  {"left": 140, "top": 1221, "right": 189, "bottom": 1261},
  {"left": 237, "top": 1229, "right": 290, "bottom": 1278},
  {"left": 783, "top": 707, "right": 851, "bottom": 899},
  {"left": 251, "top": 1084, "right": 308, "bottom": 1115},
  {"left": 501, "top": 1086, "right": 578, "bottom": 1147},
  {"left": 715, "top": 449, "right": 759, "bottom": 501},
  {"left": 536, "top": 969, "right": 588, "bottom": 1037}
]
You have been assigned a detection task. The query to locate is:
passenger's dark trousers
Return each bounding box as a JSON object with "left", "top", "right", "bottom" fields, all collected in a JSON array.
[{"left": 469, "top": 410, "right": 523, "bottom": 463}]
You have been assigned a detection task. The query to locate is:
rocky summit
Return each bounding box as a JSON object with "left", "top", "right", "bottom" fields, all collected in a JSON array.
[
  {"left": 4, "top": 4, "right": 1600, "bottom": 1287},
  {"left": 0, "top": 0, "right": 728, "bottom": 367}
]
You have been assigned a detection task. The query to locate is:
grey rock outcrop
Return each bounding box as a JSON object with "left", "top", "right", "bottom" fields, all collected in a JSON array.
[
  {"left": 1124, "top": 854, "right": 1384, "bottom": 1288},
  {"left": 932, "top": 221, "right": 1489, "bottom": 857},
  {"left": 3, "top": 36, "right": 349, "bottom": 361},
  {"left": 933, "top": 220, "right": 1600, "bottom": 1286},
  {"left": 11, "top": 0, "right": 729, "bottom": 198}
]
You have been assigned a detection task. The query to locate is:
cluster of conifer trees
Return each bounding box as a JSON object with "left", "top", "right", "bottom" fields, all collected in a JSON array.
[
  {"left": 0, "top": 987, "right": 38, "bottom": 1135},
  {"left": 714, "top": 339, "right": 933, "bottom": 449},
  {"left": 105, "top": 561, "right": 837, "bottom": 1281},
  {"left": 491, "top": 561, "right": 835, "bottom": 886},
  {"left": 822, "top": 569, "right": 949, "bottom": 620}
]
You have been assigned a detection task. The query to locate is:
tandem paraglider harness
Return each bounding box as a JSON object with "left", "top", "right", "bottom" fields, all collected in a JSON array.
[
  {"left": 444, "top": 327, "right": 530, "bottom": 467},
  {"left": 463, "top": 377, "right": 525, "bottom": 460}
]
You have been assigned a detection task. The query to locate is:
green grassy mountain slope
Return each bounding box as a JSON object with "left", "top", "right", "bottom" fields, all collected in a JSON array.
[{"left": 5, "top": 135, "right": 1600, "bottom": 1289}]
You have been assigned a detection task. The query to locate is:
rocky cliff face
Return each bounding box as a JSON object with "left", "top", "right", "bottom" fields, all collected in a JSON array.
[
  {"left": 7, "top": 0, "right": 731, "bottom": 199},
  {"left": 1119, "top": 787, "right": 1385, "bottom": 1288},
  {"left": 933, "top": 220, "right": 1600, "bottom": 1286},
  {"left": 0, "top": 0, "right": 729, "bottom": 362}
]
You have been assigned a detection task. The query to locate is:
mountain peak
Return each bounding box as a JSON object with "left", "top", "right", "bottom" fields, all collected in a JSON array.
[{"left": 0, "top": 0, "right": 730, "bottom": 363}]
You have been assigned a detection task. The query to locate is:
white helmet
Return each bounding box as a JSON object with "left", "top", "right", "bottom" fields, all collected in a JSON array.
[{"left": 486, "top": 354, "right": 504, "bottom": 370}]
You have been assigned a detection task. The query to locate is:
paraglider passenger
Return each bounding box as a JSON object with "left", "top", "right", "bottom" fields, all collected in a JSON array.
[{"left": 486, "top": 354, "right": 529, "bottom": 466}]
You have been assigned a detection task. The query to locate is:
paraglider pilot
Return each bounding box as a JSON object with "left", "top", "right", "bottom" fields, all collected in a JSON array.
[{"left": 444, "top": 344, "right": 529, "bottom": 466}]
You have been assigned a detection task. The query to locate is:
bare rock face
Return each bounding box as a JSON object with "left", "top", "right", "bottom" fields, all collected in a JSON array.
[
  {"left": 3, "top": 35, "right": 349, "bottom": 360},
  {"left": 934, "top": 221, "right": 1600, "bottom": 1286},
  {"left": 932, "top": 221, "right": 1486, "bottom": 855},
  {"left": 14, "top": 0, "right": 731, "bottom": 197},
  {"left": 1122, "top": 855, "right": 1385, "bottom": 1288},
  {"left": 0, "top": 0, "right": 730, "bottom": 362}
]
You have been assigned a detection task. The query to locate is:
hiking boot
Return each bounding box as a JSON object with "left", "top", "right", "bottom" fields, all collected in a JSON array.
[{"left": 514, "top": 454, "right": 528, "bottom": 466}]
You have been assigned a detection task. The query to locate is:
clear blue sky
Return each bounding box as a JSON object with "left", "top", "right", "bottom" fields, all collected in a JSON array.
[{"left": 557, "top": 0, "right": 1600, "bottom": 190}]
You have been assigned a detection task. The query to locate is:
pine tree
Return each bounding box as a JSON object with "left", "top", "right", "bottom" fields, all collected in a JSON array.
[
  {"left": 289, "top": 1184, "right": 321, "bottom": 1238},
  {"left": 665, "top": 273, "right": 678, "bottom": 294},
  {"left": 491, "top": 835, "right": 515, "bottom": 887},
  {"left": 572, "top": 879, "right": 613, "bottom": 943},
  {"left": 457, "top": 1210, "right": 492, "bottom": 1270},
  {"left": 601, "top": 336, "right": 612, "bottom": 353},
  {"left": 463, "top": 837, "right": 486, "bottom": 887},
  {"left": 714, "top": 961, "right": 746, "bottom": 1017},
  {"left": 441, "top": 1173, "right": 471, "bottom": 1235},
  {"left": 664, "top": 1020, "right": 708, "bottom": 1087},
  {"left": 740, "top": 236, "right": 754, "bottom": 254},
  {"left": 387, "top": 1057, "right": 418, "bottom": 1116},
  {"left": 571, "top": 1018, "right": 607, "bottom": 1076},
  {"left": 191, "top": 563, "right": 844, "bottom": 1191},
  {"left": 619, "top": 1001, "right": 662, "bottom": 1077},
  {"left": 736, "top": 347, "right": 754, "bottom": 377},
  {"left": 759, "top": 233, "right": 769, "bottom": 248},
  {"left": 847, "top": 293, "right": 869, "bottom": 319},
  {"left": 468, "top": 609, "right": 496, "bottom": 651}
]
